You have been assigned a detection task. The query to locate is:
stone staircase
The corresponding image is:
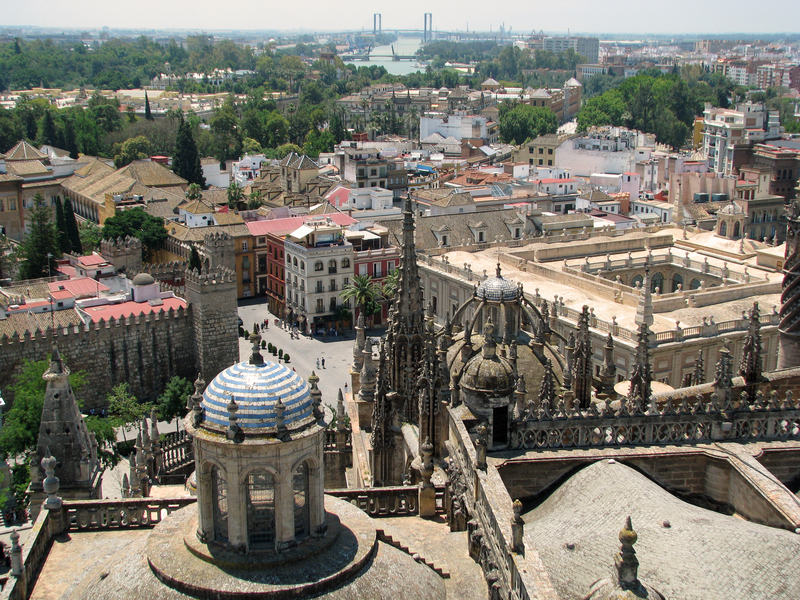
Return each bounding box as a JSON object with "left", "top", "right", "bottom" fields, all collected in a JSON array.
[{"left": 376, "top": 528, "right": 451, "bottom": 579}]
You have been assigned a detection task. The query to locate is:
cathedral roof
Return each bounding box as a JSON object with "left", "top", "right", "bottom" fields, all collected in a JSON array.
[
  {"left": 523, "top": 460, "right": 800, "bottom": 600},
  {"left": 202, "top": 360, "right": 312, "bottom": 430}
]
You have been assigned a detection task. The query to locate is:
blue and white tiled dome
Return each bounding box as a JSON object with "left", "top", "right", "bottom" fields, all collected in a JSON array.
[{"left": 202, "top": 360, "right": 312, "bottom": 429}]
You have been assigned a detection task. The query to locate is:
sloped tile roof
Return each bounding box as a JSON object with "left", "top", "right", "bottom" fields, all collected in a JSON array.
[{"left": 5, "top": 140, "right": 47, "bottom": 161}]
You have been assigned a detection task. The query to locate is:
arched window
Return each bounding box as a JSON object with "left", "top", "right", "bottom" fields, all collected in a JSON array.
[
  {"left": 631, "top": 274, "right": 644, "bottom": 288},
  {"left": 672, "top": 273, "right": 683, "bottom": 293},
  {"left": 651, "top": 272, "right": 664, "bottom": 293},
  {"left": 300, "top": 261, "right": 305, "bottom": 271},
  {"left": 211, "top": 465, "right": 228, "bottom": 543},
  {"left": 341, "top": 258, "right": 350, "bottom": 268},
  {"left": 328, "top": 259, "right": 337, "bottom": 274},
  {"left": 246, "top": 469, "right": 276, "bottom": 549},
  {"left": 733, "top": 222, "right": 740, "bottom": 238},
  {"left": 315, "top": 261, "right": 323, "bottom": 272},
  {"left": 719, "top": 221, "right": 727, "bottom": 236},
  {"left": 761, "top": 227, "right": 766, "bottom": 240},
  {"left": 293, "top": 461, "right": 310, "bottom": 540},
  {"left": 690, "top": 278, "right": 701, "bottom": 290},
  {"left": 293, "top": 257, "right": 298, "bottom": 267}
]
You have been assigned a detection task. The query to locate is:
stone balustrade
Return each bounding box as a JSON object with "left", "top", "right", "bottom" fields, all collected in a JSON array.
[
  {"left": 327, "top": 485, "right": 446, "bottom": 517},
  {"left": 65, "top": 497, "right": 197, "bottom": 531},
  {"left": 511, "top": 389, "right": 800, "bottom": 451}
]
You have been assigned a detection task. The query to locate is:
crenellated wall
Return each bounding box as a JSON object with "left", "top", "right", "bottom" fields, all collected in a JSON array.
[{"left": 0, "top": 308, "right": 196, "bottom": 410}]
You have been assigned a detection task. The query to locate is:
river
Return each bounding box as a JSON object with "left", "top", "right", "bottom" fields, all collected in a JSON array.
[{"left": 352, "top": 37, "right": 425, "bottom": 76}]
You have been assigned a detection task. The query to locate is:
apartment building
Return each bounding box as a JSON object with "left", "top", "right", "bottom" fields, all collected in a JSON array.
[
  {"left": 701, "top": 102, "right": 783, "bottom": 176},
  {"left": 283, "top": 218, "right": 355, "bottom": 333}
]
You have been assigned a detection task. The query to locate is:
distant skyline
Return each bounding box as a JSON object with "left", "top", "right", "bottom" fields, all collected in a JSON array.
[{"left": 3, "top": 0, "right": 800, "bottom": 36}]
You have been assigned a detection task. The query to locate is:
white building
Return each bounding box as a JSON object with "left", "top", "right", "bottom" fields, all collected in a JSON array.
[
  {"left": 201, "top": 158, "right": 230, "bottom": 188},
  {"left": 232, "top": 154, "right": 268, "bottom": 185},
  {"left": 556, "top": 128, "right": 656, "bottom": 176},
  {"left": 419, "top": 114, "right": 487, "bottom": 141},
  {"left": 701, "top": 102, "right": 783, "bottom": 176},
  {"left": 630, "top": 199, "right": 674, "bottom": 223}
]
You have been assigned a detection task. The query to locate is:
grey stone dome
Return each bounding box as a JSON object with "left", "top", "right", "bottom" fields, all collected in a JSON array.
[
  {"left": 460, "top": 352, "right": 516, "bottom": 396},
  {"left": 476, "top": 264, "right": 520, "bottom": 302},
  {"left": 131, "top": 272, "right": 155, "bottom": 286}
]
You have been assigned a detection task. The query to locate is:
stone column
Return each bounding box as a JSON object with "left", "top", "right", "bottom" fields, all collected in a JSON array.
[{"left": 418, "top": 437, "right": 436, "bottom": 518}]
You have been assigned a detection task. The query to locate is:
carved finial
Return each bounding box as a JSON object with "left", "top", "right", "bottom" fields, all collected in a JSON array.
[
  {"left": 248, "top": 332, "right": 264, "bottom": 365},
  {"left": 615, "top": 516, "right": 639, "bottom": 589}
]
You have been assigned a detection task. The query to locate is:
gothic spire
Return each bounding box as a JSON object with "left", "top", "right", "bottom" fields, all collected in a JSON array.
[
  {"left": 692, "top": 349, "right": 705, "bottom": 385},
  {"left": 635, "top": 269, "right": 654, "bottom": 330},
  {"left": 572, "top": 306, "right": 593, "bottom": 409},
  {"left": 778, "top": 199, "right": 800, "bottom": 369},
  {"left": 739, "top": 302, "right": 763, "bottom": 384},
  {"left": 627, "top": 321, "right": 652, "bottom": 405}
]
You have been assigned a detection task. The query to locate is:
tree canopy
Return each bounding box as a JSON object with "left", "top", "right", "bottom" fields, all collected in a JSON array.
[
  {"left": 172, "top": 115, "right": 206, "bottom": 187},
  {"left": 498, "top": 103, "right": 558, "bottom": 145},
  {"left": 101, "top": 208, "right": 166, "bottom": 261}
]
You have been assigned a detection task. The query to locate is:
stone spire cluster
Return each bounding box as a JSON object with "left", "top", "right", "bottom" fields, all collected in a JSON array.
[
  {"left": 572, "top": 306, "right": 593, "bottom": 409},
  {"left": 29, "top": 344, "right": 102, "bottom": 518},
  {"left": 778, "top": 199, "right": 800, "bottom": 369},
  {"left": 739, "top": 302, "right": 763, "bottom": 384}
]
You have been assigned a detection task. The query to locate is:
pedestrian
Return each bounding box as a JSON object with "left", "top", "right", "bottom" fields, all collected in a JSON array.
[
  {"left": 322, "top": 358, "right": 326, "bottom": 369},
  {"left": 316, "top": 358, "right": 320, "bottom": 369}
]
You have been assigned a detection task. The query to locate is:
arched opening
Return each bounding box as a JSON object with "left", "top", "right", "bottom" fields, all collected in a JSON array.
[
  {"left": 651, "top": 272, "right": 664, "bottom": 293},
  {"left": 672, "top": 273, "right": 683, "bottom": 293},
  {"left": 719, "top": 221, "right": 727, "bottom": 236},
  {"left": 293, "top": 461, "right": 310, "bottom": 540},
  {"left": 211, "top": 465, "right": 228, "bottom": 543},
  {"left": 733, "top": 222, "right": 740, "bottom": 238},
  {"left": 630, "top": 274, "right": 643, "bottom": 289},
  {"left": 690, "top": 278, "right": 701, "bottom": 290},
  {"left": 246, "top": 469, "right": 276, "bottom": 549}
]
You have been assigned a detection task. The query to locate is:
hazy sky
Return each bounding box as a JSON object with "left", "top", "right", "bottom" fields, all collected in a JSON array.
[{"left": 4, "top": 0, "right": 800, "bottom": 35}]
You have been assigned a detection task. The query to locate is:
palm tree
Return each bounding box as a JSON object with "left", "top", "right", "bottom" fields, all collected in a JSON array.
[
  {"left": 185, "top": 183, "right": 202, "bottom": 201},
  {"left": 406, "top": 105, "right": 419, "bottom": 139},
  {"left": 339, "top": 274, "right": 382, "bottom": 327},
  {"left": 247, "top": 188, "right": 263, "bottom": 210},
  {"left": 382, "top": 268, "right": 400, "bottom": 300},
  {"left": 227, "top": 181, "right": 244, "bottom": 209}
]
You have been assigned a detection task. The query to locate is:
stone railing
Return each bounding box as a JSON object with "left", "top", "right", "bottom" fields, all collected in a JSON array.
[
  {"left": 324, "top": 428, "right": 352, "bottom": 451},
  {"left": 327, "top": 485, "right": 446, "bottom": 517},
  {"left": 64, "top": 497, "right": 197, "bottom": 531},
  {"left": 510, "top": 389, "right": 800, "bottom": 451},
  {"left": 161, "top": 430, "right": 194, "bottom": 473}
]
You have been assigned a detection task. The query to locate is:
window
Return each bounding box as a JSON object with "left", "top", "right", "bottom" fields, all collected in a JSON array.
[
  {"left": 300, "top": 261, "right": 305, "bottom": 271},
  {"left": 548, "top": 148, "right": 553, "bottom": 155},
  {"left": 328, "top": 259, "right": 337, "bottom": 274},
  {"left": 329, "top": 297, "right": 337, "bottom": 311},
  {"left": 246, "top": 469, "right": 275, "bottom": 549},
  {"left": 373, "top": 263, "right": 382, "bottom": 278},
  {"left": 0, "top": 200, "right": 4, "bottom": 212},
  {"left": 316, "top": 281, "right": 323, "bottom": 293},
  {"left": 341, "top": 258, "right": 350, "bottom": 268},
  {"left": 315, "top": 261, "right": 323, "bottom": 271},
  {"left": 293, "top": 257, "right": 298, "bottom": 267},
  {"left": 343, "top": 277, "right": 349, "bottom": 286},
  {"left": 478, "top": 231, "right": 485, "bottom": 242},
  {"left": 258, "top": 237, "right": 266, "bottom": 245},
  {"left": 514, "top": 228, "right": 520, "bottom": 238},
  {"left": 9, "top": 199, "right": 16, "bottom": 211},
  {"left": 359, "top": 264, "right": 367, "bottom": 275},
  {"left": 242, "top": 241, "right": 248, "bottom": 251},
  {"left": 441, "top": 235, "right": 449, "bottom": 246},
  {"left": 211, "top": 466, "right": 228, "bottom": 543},
  {"left": 316, "top": 298, "right": 324, "bottom": 313},
  {"left": 539, "top": 148, "right": 544, "bottom": 154},
  {"left": 330, "top": 278, "right": 337, "bottom": 292},
  {"left": 242, "top": 257, "right": 250, "bottom": 270},
  {"left": 293, "top": 462, "right": 310, "bottom": 540}
]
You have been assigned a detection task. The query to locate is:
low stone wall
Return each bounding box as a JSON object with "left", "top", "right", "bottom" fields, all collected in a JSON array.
[{"left": 512, "top": 233, "right": 673, "bottom": 263}]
